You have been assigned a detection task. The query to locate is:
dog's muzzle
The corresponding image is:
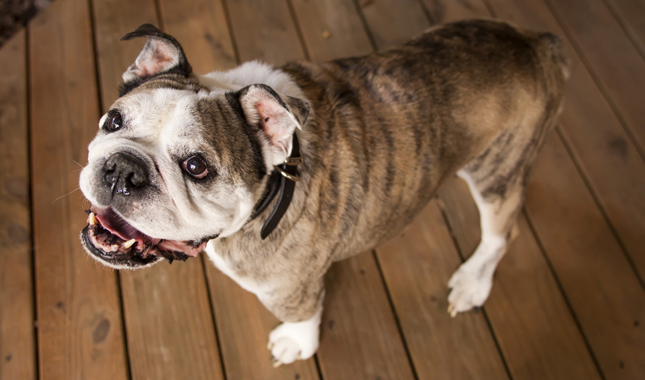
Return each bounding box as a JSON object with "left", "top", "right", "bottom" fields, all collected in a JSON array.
[{"left": 80, "top": 152, "right": 211, "bottom": 268}]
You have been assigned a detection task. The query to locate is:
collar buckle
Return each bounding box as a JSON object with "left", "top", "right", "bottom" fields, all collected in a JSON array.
[
  {"left": 284, "top": 157, "right": 303, "bottom": 166},
  {"left": 274, "top": 165, "right": 301, "bottom": 182}
]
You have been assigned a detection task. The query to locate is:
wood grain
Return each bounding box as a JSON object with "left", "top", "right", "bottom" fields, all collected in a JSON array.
[
  {"left": 477, "top": 1, "right": 645, "bottom": 377},
  {"left": 157, "top": 0, "right": 237, "bottom": 73},
  {"left": 28, "top": 0, "right": 129, "bottom": 378},
  {"left": 207, "top": 264, "right": 321, "bottom": 380},
  {"left": 120, "top": 261, "right": 224, "bottom": 380},
  {"left": 356, "top": 0, "right": 429, "bottom": 49},
  {"left": 224, "top": 0, "right": 305, "bottom": 65},
  {"left": 90, "top": 0, "right": 158, "bottom": 105},
  {"left": 289, "top": 0, "right": 372, "bottom": 59},
  {"left": 318, "top": 254, "right": 415, "bottom": 380},
  {"left": 602, "top": 0, "right": 645, "bottom": 54},
  {"left": 378, "top": 202, "right": 509, "bottom": 379},
  {"left": 439, "top": 178, "right": 603, "bottom": 380},
  {"left": 524, "top": 133, "right": 645, "bottom": 379},
  {"left": 545, "top": 0, "right": 645, "bottom": 154},
  {"left": 90, "top": 0, "right": 225, "bottom": 378},
  {"left": 420, "top": 0, "right": 490, "bottom": 22},
  {"left": 0, "top": 29, "right": 36, "bottom": 380}
]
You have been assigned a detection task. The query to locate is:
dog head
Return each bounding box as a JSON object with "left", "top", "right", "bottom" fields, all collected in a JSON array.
[{"left": 79, "top": 24, "right": 309, "bottom": 269}]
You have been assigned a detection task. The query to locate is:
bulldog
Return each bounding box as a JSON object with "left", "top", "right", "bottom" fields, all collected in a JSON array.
[{"left": 79, "top": 20, "right": 568, "bottom": 366}]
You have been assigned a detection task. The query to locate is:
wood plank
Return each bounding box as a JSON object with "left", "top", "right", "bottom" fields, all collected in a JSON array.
[
  {"left": 545, "top": 0, "right": 645, "bottom": 154},
  {"left": 480, "top": 217, "right": 602, "bottom": 380},
  {"left": 524, "top": 133, "right": 645, "bottom": 379},
  {"left": 28, "top": 0, "right": 129, "bottom": 378},
  {"left": 289, "top": 0, "right": 372, "bottom": 59},
  {"left": 119, "top": 262, "right": 224, "bottom": 380},
  {"left": 91, "top": 0, "right": 158, "bottom": 104},
  {"left": 318, "top": 254, "right": 415, "bottom": 380},
  {"left": 356, "top": 0, "right": 429, "bottom": 49},
  {"left": 224, "top": 0, "right": 304, "bottom": 65},
  {"left": 360, "top": 1, "right": 605, "bottom": 379},
  {"left": 420, "top": 0, "right": 490, "bottom": 22},
  {"left": 157, "top": 0, "right": 237, "bottom": 73},
  {"left": 602, "top": 0, "right": 645, "bottom": 54},
  {"left": 439, "top": 179, "right": 603, "bottom": 380},
  {"left": 0, "top": 29, "right": 36, "bottom": 380},
  {"left": 378, "top": 202, "right": 509, "bottom": 379},
  {"left": 221, "top": 1, "right": 415, "bottom": 377},
  {"left": 207, "top": 264, "right": 321, "bottom": 380},
  {"left": 476, "top": 2, "right": 645, "bottom": 378},
  {"left": 90, "top": 0, "right": 225, "bottom": 378},
  {"left": 290, "top": 0, "right": 507, "bottom": 377},
  {"left": 488, "top": 0, "right": 645, "bottom": 297}
]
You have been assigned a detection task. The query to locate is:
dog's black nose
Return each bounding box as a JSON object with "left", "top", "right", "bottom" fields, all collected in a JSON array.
[{"left": 103, "top": 152, "right": 149, "bottom": 196}]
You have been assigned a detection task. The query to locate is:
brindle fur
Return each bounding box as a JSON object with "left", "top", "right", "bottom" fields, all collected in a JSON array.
[{"left": 210, "top": 19, "right": 569, "bottom": 322}]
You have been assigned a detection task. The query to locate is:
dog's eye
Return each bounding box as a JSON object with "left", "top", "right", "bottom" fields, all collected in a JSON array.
[
  {"left": 182, "top": 155, "right": 208, "bottom": 179},
  {"left": 105, "top": 112, "right": 123, "bottom": 132}
]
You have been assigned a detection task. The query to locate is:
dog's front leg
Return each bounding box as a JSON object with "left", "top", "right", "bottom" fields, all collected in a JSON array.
[{"left": 259, "top": 280, "right": 325, "bottom": 367}]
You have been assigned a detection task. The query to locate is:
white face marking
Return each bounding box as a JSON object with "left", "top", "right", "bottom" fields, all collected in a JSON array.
[
  {"left": 80, "top": 61, "right": 308, "bottom": 244},
  {"left": 80, "top": 87, "right": 254, "bottom": 242}
]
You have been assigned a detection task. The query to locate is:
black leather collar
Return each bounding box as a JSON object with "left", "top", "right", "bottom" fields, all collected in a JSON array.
[{"left": 249, "top": 133, "right": 302, "bottom": 239}]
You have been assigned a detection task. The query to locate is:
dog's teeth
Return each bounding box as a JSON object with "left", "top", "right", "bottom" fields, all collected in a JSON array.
[
  {"left": 270, "top": 357, "right": 282, "bottom": 368},
  {"left": 448, "top": 304, "right": 458, "bottom": 318},
  {"left": 123, "top": 239, "right": 136, "bottom": 249},
  {"left": 89, "top": 212, "right": 97, "bottom": 226}
]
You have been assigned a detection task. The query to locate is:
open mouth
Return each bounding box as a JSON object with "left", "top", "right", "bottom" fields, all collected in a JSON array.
[{"left": 80, "top": 207, "right": 209, "bottom": 268}]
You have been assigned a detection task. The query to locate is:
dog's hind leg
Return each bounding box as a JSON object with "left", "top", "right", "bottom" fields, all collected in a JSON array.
[
  {"left": 447, "top": 111, "right": 555, "bottom": 316},
  {"left": 447, "top": 165, "right": 524, "bottom": 317}
]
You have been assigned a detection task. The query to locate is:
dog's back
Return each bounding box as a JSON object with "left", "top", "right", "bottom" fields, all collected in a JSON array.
[{"left": 280, "top": 19, "right": 568, "bottom": 259}]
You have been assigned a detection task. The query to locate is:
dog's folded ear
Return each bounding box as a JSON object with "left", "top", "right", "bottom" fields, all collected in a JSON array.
[
  {"left": 236, "top": 84, "right": 310, "bottom": 163},
  {"left": 119, "top": 24, "right": 192, "bottom": 96}
]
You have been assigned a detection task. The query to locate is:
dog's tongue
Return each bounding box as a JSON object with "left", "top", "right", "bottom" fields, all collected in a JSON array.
[
  {"left": 90, "top": 207, "right": 205, "bottom": 259},
  {"left": 94, "top": 207, "right": 161, "bottom": 246}
]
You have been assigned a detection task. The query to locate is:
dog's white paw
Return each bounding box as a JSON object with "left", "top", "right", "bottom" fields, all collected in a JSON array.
[
  {"left": 267, "top": 309, "right": 322, "bottom": 367},
  {"left": 447, "top": 265, "right": 493, "bottom": 317}
]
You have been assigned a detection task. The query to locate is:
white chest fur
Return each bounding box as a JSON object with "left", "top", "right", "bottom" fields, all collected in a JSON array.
[{"left": 205, "top": 240, "right": 264, "bottom": 294}]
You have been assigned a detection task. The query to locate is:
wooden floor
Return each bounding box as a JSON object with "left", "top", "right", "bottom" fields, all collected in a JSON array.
[{"left": 1, "top": 0, "right": 644, "bottom": 379}]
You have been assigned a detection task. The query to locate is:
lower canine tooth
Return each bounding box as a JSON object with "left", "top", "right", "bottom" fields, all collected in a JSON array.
[
  {"left": 123, "top": 239, "right": 136, "bottom": 249},
  {"left": 89, "top": 212, "right": 97, "bottom": 226}
]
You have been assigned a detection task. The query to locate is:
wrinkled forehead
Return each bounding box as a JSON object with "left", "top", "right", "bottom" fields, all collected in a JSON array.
[
  {"left": 91, "top": 78, "right": 234, "bottom": 161},
  {"left": 115, "top": 86, "right": 194, "bottom": 119},
  {"left": 104, "top": 86, "right": 206, "bottom": 141}
]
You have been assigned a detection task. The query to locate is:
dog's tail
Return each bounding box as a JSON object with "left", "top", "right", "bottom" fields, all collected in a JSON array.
[{"left": 536, "top": 32, "right": 570, "bottom": 82}]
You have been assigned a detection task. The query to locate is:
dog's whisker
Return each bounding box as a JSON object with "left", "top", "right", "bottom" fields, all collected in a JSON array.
[{"left": 52, "top": 187, "right": 80, "bottom": 204}]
